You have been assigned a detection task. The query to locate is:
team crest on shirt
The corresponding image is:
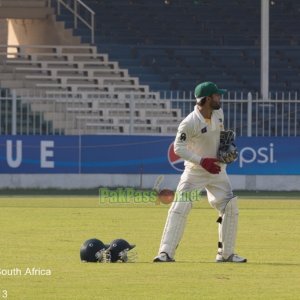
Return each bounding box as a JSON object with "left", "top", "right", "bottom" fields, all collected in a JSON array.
[
  {"left": 201, "top": 127, "right": 207, "bottom": 133},
  {"left": 179, "top": 132, "right": 186, "bottom": 141}
]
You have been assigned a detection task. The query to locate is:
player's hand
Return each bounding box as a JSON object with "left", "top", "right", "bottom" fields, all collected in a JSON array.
[{"left": 200, "top": 158, "right": 221, "bottom": 174}]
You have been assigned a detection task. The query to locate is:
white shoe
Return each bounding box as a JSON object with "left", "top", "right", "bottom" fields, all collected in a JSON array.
[
  {"left": 153, "top": 252, "right": 175, "bottom": 262},
  {"left": 216, "top": 253, "right": 247, "bottom": 263}
]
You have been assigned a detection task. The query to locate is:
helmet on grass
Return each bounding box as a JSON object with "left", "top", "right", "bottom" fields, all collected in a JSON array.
[
  {"left": 106, "top": 238, "right": 136, "bottom": 263},
  {"left": 80, "top": 238, "right": 109, "bottom": 262}
]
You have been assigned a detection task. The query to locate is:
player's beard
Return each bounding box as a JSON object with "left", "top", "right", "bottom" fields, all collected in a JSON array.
[{"left": 211, "top": 102, "right": 221, "bottom": 110}]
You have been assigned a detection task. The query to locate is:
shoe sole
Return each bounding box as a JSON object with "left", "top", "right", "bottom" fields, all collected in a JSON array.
[
  {"left": 216, "top": 258, "right": 247, "bottom": 263},
  {"left": 153, "top": 258, "right": 175, "bottom": 263}
]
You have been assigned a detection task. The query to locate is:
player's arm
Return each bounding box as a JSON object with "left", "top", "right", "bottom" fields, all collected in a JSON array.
[
  {"left": 174, "top": 119, "right": 220, "bottom": 174},
  {"left": 173, "top": 119, "right": 201, "bottom": 164}
]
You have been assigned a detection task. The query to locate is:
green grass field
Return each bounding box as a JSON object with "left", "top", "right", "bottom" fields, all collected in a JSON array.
[{"left": 0, "top": 192, "right": 300, "bottom": 300}]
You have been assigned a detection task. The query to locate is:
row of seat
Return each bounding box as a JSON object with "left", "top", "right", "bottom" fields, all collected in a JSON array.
[
  {"left": 26, "top": 96, "right": 181, "bottom": 134},
  {"left": 0, "top": 45, "right": 153, "bottom": 94},
  {"left": 58, "top": 0, "right": 300, "bottom": 94},
  {"left": 0, "top": 44, "right": 184, "bottom": 135}
]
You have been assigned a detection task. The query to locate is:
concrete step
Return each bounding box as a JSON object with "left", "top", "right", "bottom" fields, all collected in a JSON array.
[
  {"left": 0, "top": 7, "right": 53, "bottom": 19},
  {"left": 29, "top": 102, "right": 60, "bottom": 113},
  {"left": 0, "top": 65, "right": 18, "bottom": 72},
  {"left": 0, "top": 73, "right": 15, "bottom": 80},
  {"left": 0, "top": 80, "right": 39, "bottom": 89},
  {"left": 0, "top": 0, "right": 47, "bottom": 8},
  {"left": 0, "top": 80, "right": 25, "bottom": 88},
  {"left": 43, "top": 112, "right": 66, "bottom": 122},
  {"left": 14, "top": 88, "right": 48, "bottom": 96},
  {"left": 51, "top": 118, "right": 76, "bottom": 129},
  {"left": 0, "top": 73, "right": 25, "bottom": 80},
  {"left": 64, "top": 128, "right": 88, "bottom": 135}
]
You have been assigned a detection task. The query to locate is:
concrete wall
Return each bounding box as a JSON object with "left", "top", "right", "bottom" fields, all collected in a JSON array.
[
  {"left": 0, "top": 1, "right": 52, "bottom": 19},
  {"left": 0, "top": 19, "right": 8, "bottom": 44},
  {"left": 0, "top": 174, "right": 299, "bottom": 191},
  {"left": 7, "top": 16, "right": 81, "bottom": 46}
]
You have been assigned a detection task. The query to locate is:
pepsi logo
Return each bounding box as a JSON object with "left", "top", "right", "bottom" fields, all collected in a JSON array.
[{"left": 168, "top": 142, "right": 184, "bottom": 172}]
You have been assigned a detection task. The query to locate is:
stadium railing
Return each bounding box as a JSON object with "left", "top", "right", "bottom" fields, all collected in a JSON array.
[
  {"left": 0, "top": 88, "right": 299, "bottom": 136},
  {"left": 49, "top": 0, "right": 95, "bottom": 44}
]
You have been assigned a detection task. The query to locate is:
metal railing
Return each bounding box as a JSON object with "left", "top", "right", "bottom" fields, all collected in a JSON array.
[
  {"left": 0, "top": 89, "right": 299, "bottom": 136},
  {"left": 49, "top": 0, "right": 95, "bottom": 44}
]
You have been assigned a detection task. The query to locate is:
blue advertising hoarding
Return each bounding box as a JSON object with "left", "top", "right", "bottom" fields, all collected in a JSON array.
[
  {"left": 0, "top": 136, "right": 80, "bottom": 173},
  {"left": 0, "top": 135, "right": 299, "bottom": 174}
]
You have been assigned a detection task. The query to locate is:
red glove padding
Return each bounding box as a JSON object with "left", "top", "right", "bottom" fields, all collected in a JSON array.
[{"left": 200, "top": 158, "right": 221, "bottom": 174}]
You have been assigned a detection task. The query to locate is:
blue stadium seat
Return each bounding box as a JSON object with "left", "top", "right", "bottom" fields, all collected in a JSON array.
[{"left": 52, "top": 0, "right": 300, "bottom": 94}]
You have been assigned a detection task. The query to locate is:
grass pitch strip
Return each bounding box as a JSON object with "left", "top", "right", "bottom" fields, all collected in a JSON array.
[{"left": 0, "top": 193, "right": 299, "bottom": 299}]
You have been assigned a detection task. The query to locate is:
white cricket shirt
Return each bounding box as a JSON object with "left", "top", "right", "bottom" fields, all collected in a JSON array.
[{"left": 174, "top": 105, "right": 224, "bottom": 171}]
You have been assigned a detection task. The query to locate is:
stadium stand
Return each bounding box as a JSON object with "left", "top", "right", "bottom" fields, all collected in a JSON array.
[
  {"left": 0, "top": 88, "right": 57, "bottom": 135},
  {"left": 55, "top": 0, "right": 300, "bottom": 94},
  {"left": 1, "top": 0, "right": 300, "bottom": 136},
  {"left": 0, "top": 44, "right": 180, "bottom": 134}
]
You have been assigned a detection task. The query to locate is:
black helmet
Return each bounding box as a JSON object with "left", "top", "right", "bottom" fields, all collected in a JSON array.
[
  {"left": 80, "top": 238, "right": 109, "bottom": 262},
  {"left": 106, "top": 239, "right": 136, "bottom": 263}
]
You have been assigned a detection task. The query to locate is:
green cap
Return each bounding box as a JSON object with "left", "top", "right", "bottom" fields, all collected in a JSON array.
[{"left": 194, "top": 81, "right": 227, "bottom": 99}]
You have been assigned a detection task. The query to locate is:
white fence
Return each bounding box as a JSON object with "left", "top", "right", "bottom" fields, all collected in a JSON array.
[
  {"left": 0, "top": 88, "right": 299, "bottom": 136},
  {"left": 170, "top": 92, "right": 300, "bottom": 137}
]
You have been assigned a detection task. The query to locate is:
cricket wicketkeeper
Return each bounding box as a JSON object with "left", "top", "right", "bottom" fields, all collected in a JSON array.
[{"left": 153, "top": 81, "right": 247, "bottom": 263}]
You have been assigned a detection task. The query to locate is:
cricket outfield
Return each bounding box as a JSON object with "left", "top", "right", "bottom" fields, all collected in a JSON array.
[{"left": 0, "top": 192, "right": 299, "bottom": 299}]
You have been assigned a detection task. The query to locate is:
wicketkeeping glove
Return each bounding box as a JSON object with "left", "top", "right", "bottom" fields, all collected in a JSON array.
[
  {"left": 200, "top": 158, "right": 221, "bottom": 174},
  {"left": 217, "top": 130, "right": 238, "bottom": 164}
]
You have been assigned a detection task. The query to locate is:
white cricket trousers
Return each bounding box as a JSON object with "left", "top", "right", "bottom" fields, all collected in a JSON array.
[{"left": 158, "top": 167, "right": 236, "bottom": 258}]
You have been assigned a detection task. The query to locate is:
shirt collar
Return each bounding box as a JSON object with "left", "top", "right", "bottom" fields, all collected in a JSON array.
[
  {"left": 194, "top": 105, "right": 217, "bottom": 130},
  {"left": 194, "top": 105, "right": 205, "bottom": 122}
]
